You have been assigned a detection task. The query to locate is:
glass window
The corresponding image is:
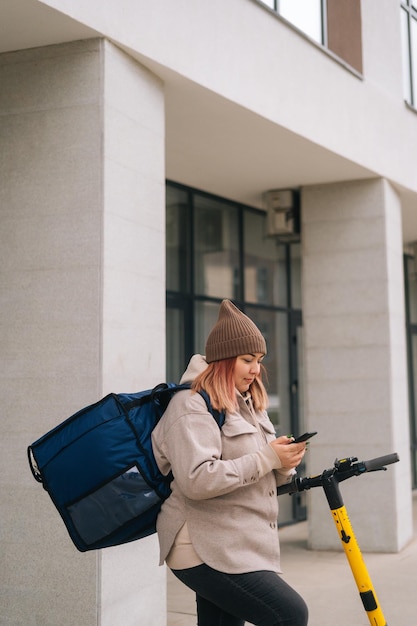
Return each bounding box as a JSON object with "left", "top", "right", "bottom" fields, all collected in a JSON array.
[
  {"left": 401, "top": 7, "right": 413, "bottom": 103},
  {"left": 244, "top": 210, "right": 287, "bottom": 306},
  {"left": 278, "top": 0, "right": 323, "bottom": 44},
  {"left": 166, "top": 307, "right": 186, "bottom": 383},
  {"left": 166, "top": 186, "right": 189, "bottom": 292},
  {"left": 193, "top": 195, "right": 240, "bottom": 299},
  {"left": 407, "top": 254, "right": 417, "bottom": 324},
  {"left": 411, "top": 334, "right": 417, "bottom": 486},
  {"left": 401, "top": 1, "right": 417, "bottom": 106},
  {"left": 412, "top": 16, "right": 417, "bottom": 106},
  {"left": 290, "top": 244, "right": 302, "bottom": 309}
]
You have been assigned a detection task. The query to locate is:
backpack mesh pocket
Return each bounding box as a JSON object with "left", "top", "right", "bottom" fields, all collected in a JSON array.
[{"left": 66, "top": 465, "right": 160, "bottom": 545}]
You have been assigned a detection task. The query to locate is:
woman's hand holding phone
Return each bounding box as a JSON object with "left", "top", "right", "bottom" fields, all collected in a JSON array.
[{"left": 269, "top": 435, "right": 308, "bottom": 469}]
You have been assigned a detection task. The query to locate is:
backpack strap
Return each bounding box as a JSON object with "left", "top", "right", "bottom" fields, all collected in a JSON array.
[
  {"left": 151, "top": 382, "right": 225, "bottom": 428},
  {"left": 153, "top": 383, "right": 226, "bottom": 485},
  {"left": 197, "top": 388, "right": 225, "bottom": 429}
]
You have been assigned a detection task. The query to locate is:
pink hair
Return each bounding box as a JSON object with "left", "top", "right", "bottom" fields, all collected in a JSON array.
[{"left": 192, "top": 357, "right": 269, "bottom": 413}]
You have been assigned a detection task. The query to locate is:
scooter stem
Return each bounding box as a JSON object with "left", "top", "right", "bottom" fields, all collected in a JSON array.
[{"left": 323, "top": 474, "right": 387, "bottom": 626}]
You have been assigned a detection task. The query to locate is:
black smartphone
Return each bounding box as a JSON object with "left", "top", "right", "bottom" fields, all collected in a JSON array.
[{"left": 291, "top": 431, "right": 317, "bottom": 443}]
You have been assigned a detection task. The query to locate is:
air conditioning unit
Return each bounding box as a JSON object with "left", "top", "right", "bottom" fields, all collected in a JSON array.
[{"left": 264, "top": 189, "right": 300, "bottom": 241}]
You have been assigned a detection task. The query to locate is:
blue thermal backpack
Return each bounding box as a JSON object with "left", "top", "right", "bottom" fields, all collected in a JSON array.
[{"left": 27, "top": 382, "right": 224, "bottom": 552}]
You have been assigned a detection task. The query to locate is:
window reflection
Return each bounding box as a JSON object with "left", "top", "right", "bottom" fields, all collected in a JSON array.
[
  {"left": 290, "top": 244, "right": 302, "bottom": 309},
  {"left": 166, "top": 307, "right": 185, "bottom": 383},
  {"left": 166, "top": 186, "right": 189, "bottom": 292},
  {"left": 244, "top": 210, "right": 287, "bottom": 306},
  {"left": 258, "top": 0, "right": 324, "bottom": 44},
  {"left": 279, "top": 0, "right": 323, "bottom": 43},
  {"left": 407, "top": 253, "right": 417, "bottom": 324},
  {"left": 194, "top": 195, "right": 240, "bottom": 299}
]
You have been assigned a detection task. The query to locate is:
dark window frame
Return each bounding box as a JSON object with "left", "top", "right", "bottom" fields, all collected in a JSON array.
[{"left": 166, "top": 180, "right": 300, "bottom": 360}]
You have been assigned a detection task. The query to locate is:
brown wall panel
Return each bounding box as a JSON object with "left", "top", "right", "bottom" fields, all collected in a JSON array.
[{"left": 327, "top": 0, "right": 363, "bottom": 73}]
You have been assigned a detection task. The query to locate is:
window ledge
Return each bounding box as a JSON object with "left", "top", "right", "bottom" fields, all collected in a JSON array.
[{"left": 251, "top": 0, "right": 363, "bottom": 80}]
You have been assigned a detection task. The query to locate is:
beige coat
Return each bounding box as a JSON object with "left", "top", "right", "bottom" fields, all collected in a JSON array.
[{"left": 151, "top": 355, "right": 294, "bottom": 574}]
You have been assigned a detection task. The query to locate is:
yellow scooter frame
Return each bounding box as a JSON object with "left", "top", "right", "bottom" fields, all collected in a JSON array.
[{"left": 278, "top": 453, "right": 399, "bottom": 626}]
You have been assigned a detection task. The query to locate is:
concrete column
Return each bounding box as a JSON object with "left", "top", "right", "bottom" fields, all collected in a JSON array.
[
  {"left": 99, "top": 41, "right": 166, "bottom": 626},
  {"left": 0, "top": 39, "right": 166, "bottom": 625},
  {"left": 302, "top": 178, "right": 413, "bottom": 552}
]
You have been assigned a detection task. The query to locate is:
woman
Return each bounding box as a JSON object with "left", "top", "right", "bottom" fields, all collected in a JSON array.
[{"left": 152, "top": 299, "right": 308, "bottom": 626}]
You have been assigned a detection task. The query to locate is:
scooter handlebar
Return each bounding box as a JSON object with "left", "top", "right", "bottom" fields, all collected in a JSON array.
[
  {"left": 363, "top": 452, "right": 399, "bottom": 472},
  {"left": 277, "top": 452, "right": 400, "bottom": 496}
]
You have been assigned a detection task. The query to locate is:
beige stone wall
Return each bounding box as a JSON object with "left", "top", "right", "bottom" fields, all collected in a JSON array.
[{"left": 302, "top": 178, "right": 413, "bottom": 551}]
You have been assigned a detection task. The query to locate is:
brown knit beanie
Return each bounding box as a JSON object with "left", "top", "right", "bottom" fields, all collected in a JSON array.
[{"left": 205, "top": 300, "right": 267, "bottom": 363}]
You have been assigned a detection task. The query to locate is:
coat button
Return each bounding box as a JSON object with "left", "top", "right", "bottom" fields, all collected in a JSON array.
[{"left": 270, "top": 522, "right": 276, "bottom": 529}]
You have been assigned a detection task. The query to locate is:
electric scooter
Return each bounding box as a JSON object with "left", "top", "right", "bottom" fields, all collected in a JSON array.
[{"left": 277, "top": 451, "right": 399, "bottom": 626}]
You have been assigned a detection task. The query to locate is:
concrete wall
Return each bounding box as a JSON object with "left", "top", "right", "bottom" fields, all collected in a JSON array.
[
  {"left": 302, "top": 178, "right": 413, "bottom": 551},
  {"left": 0, "top": 39, "right": 166, "bottom": 625},
  {"left": 1, "top": 39, "right": 101, "bottom": 626}
]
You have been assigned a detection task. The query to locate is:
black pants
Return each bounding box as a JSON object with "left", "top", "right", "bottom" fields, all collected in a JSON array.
[{"left": 172, "top": 564, "right": 308, "bottom": 626}]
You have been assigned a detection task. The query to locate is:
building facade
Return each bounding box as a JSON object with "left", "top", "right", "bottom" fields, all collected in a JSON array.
[{"left": 1, "top": 1, "right": 417, "bottom": 624}]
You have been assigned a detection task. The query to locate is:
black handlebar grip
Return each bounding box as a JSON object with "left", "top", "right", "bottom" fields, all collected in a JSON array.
[
  {"left": 277, "top": 477, "right": 299, "bottom": 496},
  {"left": 363, "top": 453, "right": 399, "bottom": 472}
]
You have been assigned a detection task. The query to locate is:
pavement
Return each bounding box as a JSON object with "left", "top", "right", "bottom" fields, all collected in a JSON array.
[{"left": 167, "top": 491, "right": 417, "bottom": 625}]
